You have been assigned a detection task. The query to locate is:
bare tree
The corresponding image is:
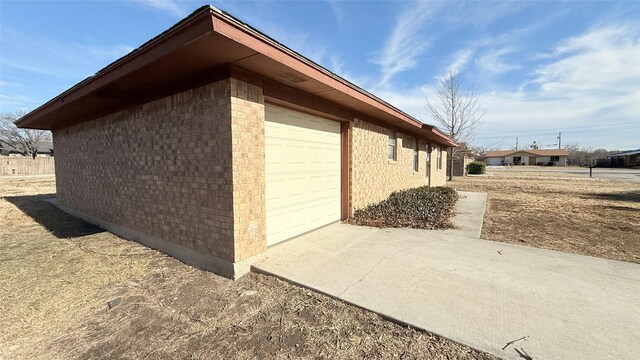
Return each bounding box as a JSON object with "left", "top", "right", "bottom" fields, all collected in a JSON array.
[
  {"left": 426, "top": 69, "right": 486, "bottom": 180},
  {"left": 565, "top": 142, "right": 618, "bottom": 166},
  {"left": 0, "top": 110, "right": 52, "bottom": 159}
]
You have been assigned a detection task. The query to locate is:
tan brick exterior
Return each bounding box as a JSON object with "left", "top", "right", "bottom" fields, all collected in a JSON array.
[
  {"left": 53, "top": 79, "right": 260, "bottom": 270},
  {"left": 350, "top": 118, "right": 447, "bottom": 211},
  {"left": 52, "top": 75, "right": 450, "bottom": 278},
  {"left": 429, "top": 142, "right": 448, "bottom": 187},
  {"left": 229, "top": 78, "right": 266, "bottom": 261}
]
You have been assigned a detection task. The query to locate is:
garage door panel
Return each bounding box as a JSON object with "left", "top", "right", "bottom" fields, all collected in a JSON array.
[
  {"left": 309, "top": 175, "right": 325, "bottom": 194},
  {"left": 286, "top": 203, "right": 311, "bottom": 232},
  {"left": 287, "top": 176, "right": 307, "bottom": 200},
  {"left": 265, "top": 178, "right": 285, "bottom": 203},
  {"left": 307, "top": 202, "right": 328, "bottom": 223},
  {"left": 266, "top": 210, "right": 286, "bottom": 239},
  {"left": 265, "top": 104, "right": 341, "bottom": 246}
]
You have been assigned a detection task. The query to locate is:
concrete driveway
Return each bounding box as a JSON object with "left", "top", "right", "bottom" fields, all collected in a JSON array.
[{"left": 254, "top": 193, "right": 640, "bottom": 360}]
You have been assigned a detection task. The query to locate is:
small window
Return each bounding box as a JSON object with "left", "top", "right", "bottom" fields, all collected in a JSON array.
[
  {"left": 425, "top": 144, "right": 431, "bottom": 176},
  {"left": 437, "top": 147, "right": 443, "bottom": 169},
  {"left": 513, "top": 156, "right": 522, "bottom": 164},
  {"left": 387, "top": 130, "right": 397, "bottom": 161},
  {"left": 413, "top": 140, "right": 419, "bottom": 172},
  {"left": 550, "top": 156, "right": 560, "bottom": 162}
]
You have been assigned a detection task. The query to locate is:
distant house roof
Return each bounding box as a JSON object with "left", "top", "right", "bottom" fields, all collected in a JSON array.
[
  {"left": 485, "top": 149, "right": 569, "bottom": 157},
  {"left": 611, "top": 149, "right": 640, "bottom": 157},
  {"left": 0, "top": 140, "right": 53, "bottom": 155}
]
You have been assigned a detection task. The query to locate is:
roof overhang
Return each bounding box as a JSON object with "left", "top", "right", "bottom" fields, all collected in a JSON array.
[
  {"left": 611, "top": 149, "right": 640, "bottom": 157},
  {"left": 15, "top": 6, "right": 456, "bottom": 147}
]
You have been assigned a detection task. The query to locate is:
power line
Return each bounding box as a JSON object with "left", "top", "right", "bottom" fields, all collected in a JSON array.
[
  {"left": 475, "top": 124, "right": 640, "bottom": 140},
  {"left": 474, "top": 121, "right": 640, "bottom": 136}
]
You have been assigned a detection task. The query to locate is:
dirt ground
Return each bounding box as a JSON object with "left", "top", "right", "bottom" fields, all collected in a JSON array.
[
  {"left": 449, "top": 168, "right": 640, "bottom": 263},
  {"left": 0, "top": 176, "right": 496, "bottom": 360}
]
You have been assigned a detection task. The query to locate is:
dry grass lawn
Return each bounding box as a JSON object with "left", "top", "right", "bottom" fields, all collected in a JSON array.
[
  {"left": 449, "top": 169, "right": 640, "bottom": 263},
  {"left": 0, "top": 176, "right": 496, "bottom": 360}
]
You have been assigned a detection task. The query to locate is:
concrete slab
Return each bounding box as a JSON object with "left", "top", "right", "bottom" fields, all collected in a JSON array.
[
  {"left": 448, "top": 191, "right": 486, "bottom": 239},
  {"left": 254, "top": 192, "right": 640, "bottom": 360}
]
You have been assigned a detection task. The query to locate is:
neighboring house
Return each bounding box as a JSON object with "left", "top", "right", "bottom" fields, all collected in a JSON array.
[
  {"left": 0, "top": 140, "right": 53, "bottom": 157},
  {"left": 16, "top": 6, "right": 456, "bottom": 279},
  {"left": 485, "top": 149, "right": 568, "bottom": 166},
  {"left": 451, "top": 150, "right": 476, "bottom": 176},
  {"left": 610, "top": 149, "right": 640, "bottom": 168}
]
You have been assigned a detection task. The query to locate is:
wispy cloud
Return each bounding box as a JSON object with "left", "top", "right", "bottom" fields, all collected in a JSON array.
[
  {"left": 443, "top": 7, "right": 571, "bottom": 76},
  {"left": 0, "top": 28, "right": 134, "bottom": 78},
  {"left": 461, "top": 1, "right": 530, "bottom": 29},
  {"left": 534, "top": 23, "right": 640, "bottom": 94},
  {"left": 264, "top": 27, "right": 330, "bottom": 66},
  {"left": 476, "top": 23, "right": 640, "bottom": 149},
  {"left": 0, "top": 79, "right": 39, "bottom": 111},
  {"left": 131, "top": 0, "right": 187, "bottom": 18},
  {"left": 365, "top": 21, "right": 640, "bottom": 150},
  {"left": 325, "top": 0, "right": 346, "bottom": 30},
  {"left": 448, "top": 48, "right": 475, "bottom": 74},
  {"left": 0, "top": 94, "right": 37, "bottom": 111},
  {"left": 475, "top": 48, "right": 520, "bottom": 76},
  {"left": 329, "top": 55, "right": 375, "bottom": 90},
  {"left": 373, "top": 1, "right": 440, "bottom": 88},
  {"left": 0, "top": 28, "right": 134, "bottom": 112}
]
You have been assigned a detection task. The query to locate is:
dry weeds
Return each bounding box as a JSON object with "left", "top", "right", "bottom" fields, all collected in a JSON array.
[
  {"left": 0, "top": 176, "right": 496, "bottom": 360},
  {"left": 449, "top": 170, "right": 640, "bottom": 263}
]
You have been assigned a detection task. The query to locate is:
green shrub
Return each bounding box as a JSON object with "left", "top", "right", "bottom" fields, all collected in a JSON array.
[
  {"left": 349, "top": 186, "right": 459, "bottom": 229},
  {"left": 467, "top": 161, "right": 487, "bottom": 174}
]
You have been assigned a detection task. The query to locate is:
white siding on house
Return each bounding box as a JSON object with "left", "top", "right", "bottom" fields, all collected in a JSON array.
[
  {"left": 504, "top": 152, "right": 531, "bottom": 165},
  {"left": 487, "top": 154, "right": 567, "bottom": 166}
]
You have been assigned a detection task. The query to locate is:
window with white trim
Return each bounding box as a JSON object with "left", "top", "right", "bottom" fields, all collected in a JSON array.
[
  {"left": 437, "top": 146, "right": 443, "bottom": 169},
  {"left": 387, "top": 130, "right": 397, "bottom": 161},
  {"left": 413, "top": 140, "right": 419, "bottom": 172},
  {"left": 426, "top": 144, "right": 431, "bottom": 176}
]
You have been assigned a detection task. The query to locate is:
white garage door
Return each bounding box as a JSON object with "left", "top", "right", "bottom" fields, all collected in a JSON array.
[{"left": 265, "top": 104, "right": 341, "bottom": 246}]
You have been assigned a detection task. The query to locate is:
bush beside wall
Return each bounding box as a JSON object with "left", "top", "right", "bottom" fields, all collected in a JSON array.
[{"left": 349, "top": 186, "right": 459, "bottom": 230}]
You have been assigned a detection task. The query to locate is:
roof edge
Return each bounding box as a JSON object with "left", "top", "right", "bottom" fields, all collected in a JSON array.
[
  {"left": 15, "top": 5, "right": 456, "bottom": 147},
  {"left": 421, "top": 125, "right": 458, "bottom": 147},
  {"left": 15, "top": 5, "right": 215, "bottom": 128},
  {"left": 208, "top": 6, "right": 428, "bottom": 131}
]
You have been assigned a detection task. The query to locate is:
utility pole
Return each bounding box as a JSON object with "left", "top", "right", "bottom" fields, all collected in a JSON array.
[
  {"left": 515, "top": 137, "right": 518, "bottom": 150},
  {"left": 557, "top": 132, "right": 561, "bottom": 149}
]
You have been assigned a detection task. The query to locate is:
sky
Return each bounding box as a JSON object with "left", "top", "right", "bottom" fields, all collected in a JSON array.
[{"left": 1, "top": 1, "right": 639, "bottom": 151}]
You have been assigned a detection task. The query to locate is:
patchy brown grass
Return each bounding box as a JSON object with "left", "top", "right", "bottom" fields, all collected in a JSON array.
[
  {"left": 0, "top": 175, "right": 496, "bottom": 360},
  {"left": 449, "top": 170, "right": 640, "bottom": 263}
]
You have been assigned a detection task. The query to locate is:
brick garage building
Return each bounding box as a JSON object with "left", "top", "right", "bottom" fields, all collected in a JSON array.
[{"left": 17, "top": 6, "right": 456, "bottom": 279}]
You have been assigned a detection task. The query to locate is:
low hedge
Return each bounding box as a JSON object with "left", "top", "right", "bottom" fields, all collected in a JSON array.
[
  {"left": 349, "top": 186, "right": 459, "bottom": 229},
  {"left": 467, "top": 161, "right": 487, "bottom": 174}
]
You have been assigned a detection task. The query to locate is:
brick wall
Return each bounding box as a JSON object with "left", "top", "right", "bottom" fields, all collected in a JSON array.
[
  {"left": 350, "top": 118, "right": 447, "bottom": 211},
  {"left": 429, "top": 143, "right": 447, "bottom": 187},
  {"left": 229, "top": 78, "right": 266, "bottom": 261},
  {"left": 52, "top": 75, "right": 451, "bottom": 275},
  {"left": 54, "top": 79, "right": 237, "bottom": 263}
]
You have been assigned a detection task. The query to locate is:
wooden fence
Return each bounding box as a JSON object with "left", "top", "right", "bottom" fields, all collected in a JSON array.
[{"left": 0, "top": 157, "right": 55, "bottom": 175}]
